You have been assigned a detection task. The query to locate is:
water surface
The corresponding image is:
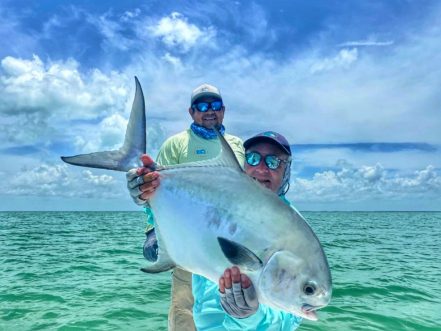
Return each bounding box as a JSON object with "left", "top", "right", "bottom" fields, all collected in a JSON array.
[{"left": 1, "top": 211, "right": 440, "bottom": 330}]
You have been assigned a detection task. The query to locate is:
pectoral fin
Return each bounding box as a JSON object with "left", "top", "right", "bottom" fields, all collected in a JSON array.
[{"left": 217, "top": 237, "right": 262, "bottom": 271}]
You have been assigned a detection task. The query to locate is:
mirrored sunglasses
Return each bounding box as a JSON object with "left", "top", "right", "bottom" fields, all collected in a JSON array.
[
  {"left": 191, "top": 100, "right": 223, "bottom": 112},
  {"left": 245, "top": 151, "right": 289, "bottom": 170}
]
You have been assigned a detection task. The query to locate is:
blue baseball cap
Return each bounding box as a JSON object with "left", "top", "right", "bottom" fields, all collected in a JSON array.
[{"left": 243, "top": 131, "right": 291, "bottom": 155}]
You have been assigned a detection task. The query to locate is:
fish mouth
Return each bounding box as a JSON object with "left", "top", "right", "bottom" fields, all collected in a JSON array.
[{"left": 301, "top": 304, "right": 321, "bottom": 321}]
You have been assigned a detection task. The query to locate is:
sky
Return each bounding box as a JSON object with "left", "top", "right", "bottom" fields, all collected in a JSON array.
[{"left": 0, "top": 0, "right": 440, "bottom": 211}]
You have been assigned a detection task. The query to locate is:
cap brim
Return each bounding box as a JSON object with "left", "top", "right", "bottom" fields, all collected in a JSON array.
[
  {"left": 191, "top": 92, "right": 222, "bottom": 104},
  {"left": 244, "top": 136, "right": 291, "bottom": 155}
]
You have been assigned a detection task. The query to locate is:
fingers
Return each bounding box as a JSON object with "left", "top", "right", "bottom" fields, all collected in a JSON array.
[
  {"left": 126, "top": 168, "right": 139, "bottom": 182},
  {"left": 219, "top": 276, "right": 225, "bottom": 294},
  {"left": 240, "top": 273, "right": 251, "bottom": 289},
  {"left": 218, "top": 266, "right": 259, "bottom": 318},
  {"left": 139, "top": 173, "right": 160, "bottom": 199},
  {"left": 231, "top": 266, "right": 241, "bottom": 283},
  {"left": 223, "top": 268, "right": 232, "bottom": 289},
  {"left": 141, "top": 171, "right": 160, "bottom": 185},
  {"left": 243, "top": 282, "right": 258, "bottom": 308}
]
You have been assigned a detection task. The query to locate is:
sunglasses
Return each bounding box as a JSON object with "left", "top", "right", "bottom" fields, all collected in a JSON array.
[
  {"left": 245, "top": 151, "right": 289, "bottom": 170},
  {"left": 191, "top": 100, "right": 223, "bottom": 112}
]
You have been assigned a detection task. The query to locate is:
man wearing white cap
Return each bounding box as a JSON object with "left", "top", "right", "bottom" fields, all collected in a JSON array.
[{"left": 128, "top": 83, "right": 244, "bottom": 330}]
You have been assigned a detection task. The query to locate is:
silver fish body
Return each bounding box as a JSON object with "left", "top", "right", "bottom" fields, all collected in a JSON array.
[{"left": 149, "top": 149, "right": 332, "bottom": 320}]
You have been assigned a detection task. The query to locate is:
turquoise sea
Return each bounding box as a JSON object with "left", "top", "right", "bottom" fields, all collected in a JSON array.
[{"left": 1, "top": 211, "right": 440, "bottom": 331}]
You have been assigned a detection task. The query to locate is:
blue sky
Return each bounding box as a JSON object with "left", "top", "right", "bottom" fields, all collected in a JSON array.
[{"left": 0, "top": 0, "right": 440, "bottom": 211}]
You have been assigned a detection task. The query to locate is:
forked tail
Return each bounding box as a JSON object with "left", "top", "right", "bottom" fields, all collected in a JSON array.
[{"left": 61, "top": 77, "right": 146, "bottom": 172}]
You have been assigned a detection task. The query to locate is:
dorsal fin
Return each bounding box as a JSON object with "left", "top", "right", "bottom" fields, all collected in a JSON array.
[{"left": 61, "top": 76, "right": 146, "bottom": 172}]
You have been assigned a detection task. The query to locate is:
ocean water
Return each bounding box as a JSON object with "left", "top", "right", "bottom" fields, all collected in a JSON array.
[{"left": 1, "top": 211, "right": 440, "bottom": 331}]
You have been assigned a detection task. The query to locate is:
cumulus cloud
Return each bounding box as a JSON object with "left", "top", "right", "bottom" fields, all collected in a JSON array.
[
  {"left": 290, "top": 162, "right": 441, "bottom": 203},
  {"left": 148, "top": 12, "right": 216, "bottom": 52},
  {"left": 0, "top": 55, "right": 129, "bottom": 118},
  {"left": 2, "top": 163, "right": 122, "bottom": 199},
  {"left": 1, "top": 2, "right": 441, "bottom": 210},
  {"left": 0, "top": 55, "right": 131, "bottom": 147}
]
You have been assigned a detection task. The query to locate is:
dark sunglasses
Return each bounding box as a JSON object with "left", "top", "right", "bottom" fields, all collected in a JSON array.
[
  {"left": 191, "top": 100, "right": 223, "bottom": 112},
  {"left": 245, "top": 151, "right": 289, "bottom": 170}
]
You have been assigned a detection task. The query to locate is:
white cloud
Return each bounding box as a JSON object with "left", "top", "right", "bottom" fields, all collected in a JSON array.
[
  {"left": 148, "top": 12, "right": 216, "bottom": 52},
  {"left": 338, "top": 40, "right": 394, "bottom": 47},
  {"left": 289, "top": 163, "right": 441, "bottom": 203},
  {"left": 0, "top": 55, "right": 129, "bottom": 118},
  {"left": 121, "top": 9, "right": 141, "bottom": 22},
  {"left": 2, "top": 163, "right": 122, "bottom": 199},
  {"left": 162, "top": 52, "right": 183, "bottom": 69},
  {"left": 72, "top": 113, "right": 128, "bottom": 152},
  {"left": 0, "top": 55, "right": 131, "bottom": 146},
  {"left": 310, "top": 48, "right": 358, "bottom": 73}
]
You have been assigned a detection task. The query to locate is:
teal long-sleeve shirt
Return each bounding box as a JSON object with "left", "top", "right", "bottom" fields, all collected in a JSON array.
[
  {"left": 191, "top": 196, "right": 303, "bottom": 331},
  {"left": 192, "top": 275, "right": 302, "bottom": 331}
]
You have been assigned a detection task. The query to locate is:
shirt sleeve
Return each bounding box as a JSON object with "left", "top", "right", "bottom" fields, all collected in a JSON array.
[
  {"left": 222, "top": 304, "right": 302, "bottom": 331},
  {"left": 192, "top": 275, "right": 302, "bottom": 331},
  {"left": 226, "top": 135, "right": 245, "bottom": 167}
]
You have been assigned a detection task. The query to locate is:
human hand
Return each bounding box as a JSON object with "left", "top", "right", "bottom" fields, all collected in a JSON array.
[
  {"left": 126, "top": 154, "right": 161, "bottom": 206},
  {"left": 219, "top": 266, "right": 259, "bottom": 319}
]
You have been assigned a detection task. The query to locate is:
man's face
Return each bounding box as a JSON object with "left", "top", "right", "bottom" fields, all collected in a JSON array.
[
  {"left": 189, "top": 96, "right": 225, "bottom": 129},
  {"left": 245, "top": 142, "right": 289, "bottom": 193}
]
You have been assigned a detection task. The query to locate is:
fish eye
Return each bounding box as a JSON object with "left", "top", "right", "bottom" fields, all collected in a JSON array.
[{"left": 303, "top": 282, "right": 317, "bottom": 296}]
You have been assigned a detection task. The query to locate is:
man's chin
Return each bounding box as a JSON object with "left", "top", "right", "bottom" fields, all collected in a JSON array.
[{"left": 201, "top": 121, "right": 219, "bottom": 129}]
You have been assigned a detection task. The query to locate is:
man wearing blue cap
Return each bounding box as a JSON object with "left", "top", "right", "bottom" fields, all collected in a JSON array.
[
  {"left": 190, "top": 131, "right": 302, "bottom": 330},
  {"left": 128, "top": 124, "right": 303, "bottom": 329}
]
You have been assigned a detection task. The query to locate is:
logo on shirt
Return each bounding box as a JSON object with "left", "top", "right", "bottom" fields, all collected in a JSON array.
[{"left": 196, "top": 149, "right": 206, "bottom": 155}]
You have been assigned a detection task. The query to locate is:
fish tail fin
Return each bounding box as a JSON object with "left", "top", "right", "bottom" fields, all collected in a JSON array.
[{"left": 61, "top": 76, "right": 146, "bottom": 172}]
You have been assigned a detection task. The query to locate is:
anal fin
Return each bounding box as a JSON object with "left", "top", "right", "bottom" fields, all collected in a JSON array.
[{"left": 140, "top": 260, "right": 175, "bottom": 274}]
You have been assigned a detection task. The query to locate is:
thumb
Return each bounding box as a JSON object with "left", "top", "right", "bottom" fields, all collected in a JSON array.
[{"left": 140, "top": 154, "right": 155, "bottom": 167}]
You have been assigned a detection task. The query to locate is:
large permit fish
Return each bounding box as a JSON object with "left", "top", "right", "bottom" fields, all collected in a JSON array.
[{"left": 62, "top": 77, "right": 332, "bottom": 320}]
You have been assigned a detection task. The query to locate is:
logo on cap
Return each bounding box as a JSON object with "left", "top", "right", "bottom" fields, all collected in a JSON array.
[{"left": 263, "top": 132, "right": 276, "bottom": 138}]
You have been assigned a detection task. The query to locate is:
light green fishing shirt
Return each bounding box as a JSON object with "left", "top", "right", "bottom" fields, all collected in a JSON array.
[{"left": 145, "top": 128, "right": 244, "bottom": 232}]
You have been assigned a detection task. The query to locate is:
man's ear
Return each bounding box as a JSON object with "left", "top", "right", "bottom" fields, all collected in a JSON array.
[{"left": 188, "top": 107, "right": 194, "bottom": 116}]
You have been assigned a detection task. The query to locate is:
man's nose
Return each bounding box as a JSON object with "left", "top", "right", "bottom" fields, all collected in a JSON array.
[{"left": 254, "top": 160, "right": 269, "bottom": 173}]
